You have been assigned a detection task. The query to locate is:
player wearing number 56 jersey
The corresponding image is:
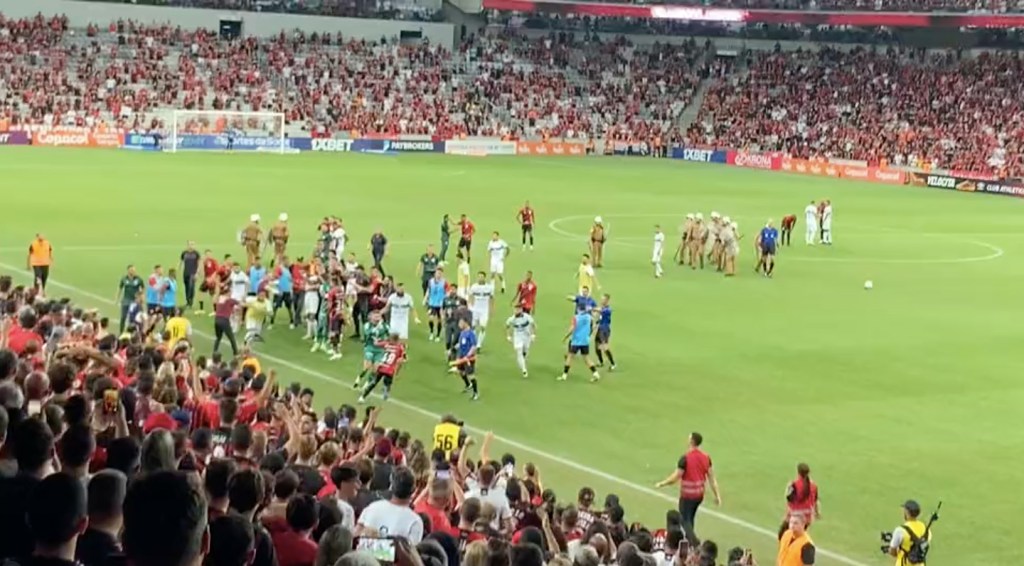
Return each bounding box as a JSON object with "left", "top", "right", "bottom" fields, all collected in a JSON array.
[{"left": 358, "top": 335, "right": 406, "bottom": 403}]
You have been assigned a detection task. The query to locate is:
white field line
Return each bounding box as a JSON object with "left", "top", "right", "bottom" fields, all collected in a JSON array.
[{"left": 0, "top": 259, "right": 870, "bottom": 566}]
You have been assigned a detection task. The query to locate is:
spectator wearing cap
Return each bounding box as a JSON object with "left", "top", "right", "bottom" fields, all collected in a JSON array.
[
  {"left": 369, "top": 438, "right": 394, "bottom": 492},
  {"left": 123, "top": 470, "right": 210, "bottom": 566},
  {"left": 77, "top": 470, "right": 127, "bottom": 566},
  {"left": 227, "top": 469, "right": 278, "bottom": 566},
  {"left": 22, "top": 473, "right": 89, "bottom": 566},
  {"left": 0, "top": 417, "right": 56, "bottom": 558},
  {"left": 357, "top": 466, "right": 424, "bottom": 543},
  {"left": 207, "top": 514, "right": 256, "bottom": 566},
  {"left": 269, "top": 494, "right": 319, "bottom": 566}
]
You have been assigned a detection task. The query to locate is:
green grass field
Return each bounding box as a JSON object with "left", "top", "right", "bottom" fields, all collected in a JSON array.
[{"left": 2, "top": 147, "right": 1023, "bottom": 565}]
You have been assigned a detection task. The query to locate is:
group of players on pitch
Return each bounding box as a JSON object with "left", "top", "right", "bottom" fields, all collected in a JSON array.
[{"left": 195, "top": 202, "right": 616, "bottom": 403}]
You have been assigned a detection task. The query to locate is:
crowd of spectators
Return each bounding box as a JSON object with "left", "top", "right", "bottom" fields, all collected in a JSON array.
[
  {"left": 686, "top": 46, "right": 1024, "bottom": 176},
  {"left": 0, "top": 276, "right": 756, "bottom": 566},
  {"left": 84, "top": 0, "right": 443, "bottom": 22}
]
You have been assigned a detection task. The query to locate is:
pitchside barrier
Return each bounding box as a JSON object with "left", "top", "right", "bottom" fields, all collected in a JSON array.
[{"left": 3, "top": 127, "right": 1023, "bottom": 197}]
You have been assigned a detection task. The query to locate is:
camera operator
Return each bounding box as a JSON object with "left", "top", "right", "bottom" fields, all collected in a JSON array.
[{"left": 887, "top": 500, "right": 932, "bottom": 565}]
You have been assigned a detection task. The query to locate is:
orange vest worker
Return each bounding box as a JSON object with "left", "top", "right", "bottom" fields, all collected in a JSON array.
[
  {"left": 28, "top": 234, "right": 53, "bottom": 291},
  {"left": 777, "top": 528, "right": 815, "bottom": 566}
]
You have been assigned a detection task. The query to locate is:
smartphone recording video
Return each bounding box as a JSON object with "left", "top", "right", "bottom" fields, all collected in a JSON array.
[{"left": 356, "top": 537, "right": 396, "bottom": 563}]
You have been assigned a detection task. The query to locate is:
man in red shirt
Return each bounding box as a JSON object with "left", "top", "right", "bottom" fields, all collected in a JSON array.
[
  {"left": 655, "top": 432, "right": 721, "bottom": 538},
  {"left": 516, "top": 201, "right": 536, "bottom": 251},
  {"left": 457, "top": 214, "right": 475, "bottom": 263},
  {"left": 513, "top": 271, "right": 538, "bottom": 314},
  {"left": 357, "top": 335, "right": 405, "bottom": 403},
  {"left": 414, "top": 478, "right": 455, "bottom": 535},
  {"left": 212, "top": 294, "right": 240, "bottom": 356},
  {"left": 199, "top": 250, "right": 220, "bottom": 314},
  {"left": 6, "top": 310, "right": 43, "bottom": 355},
  {"left": 268, "top": 495, "right": 319, "bottom": 566},
  {"left": 780, "top": 214, "right": 797, "bottom": 247}
]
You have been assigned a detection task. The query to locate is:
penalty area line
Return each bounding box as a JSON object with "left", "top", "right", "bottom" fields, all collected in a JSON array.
[{"left": 0, "top": 259, "right": 870, "bottom": 566}]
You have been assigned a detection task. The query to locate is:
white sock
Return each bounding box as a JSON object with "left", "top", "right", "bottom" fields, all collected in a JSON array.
[
  {"left": 655, "top": 262, "right": 663, "bottom": 277},
  {"left": 306, "top": 320, "right": 315, "bottom": 336},
  {"left": 478, "top": 330, "right": 486, "bottom": 347},
  {"left": 516, "top": 350, "right": 527, "bottom": 373}
]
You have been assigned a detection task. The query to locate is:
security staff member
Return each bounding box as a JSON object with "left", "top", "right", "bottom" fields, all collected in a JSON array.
[
  {"left": 241, "top": 214, "right": 263, "bottom": 268},
  {"left": 655, "top": 432, "right": 722, "bottom": 538},
  {"left": 888, "top": 500, "right": 931, "bottom": 565},
  {"left": 777, "top": 514, "right": 816, "bottom": 566},
  {"left": 27, "top": 233, "right": 53, "bottom": 291}
]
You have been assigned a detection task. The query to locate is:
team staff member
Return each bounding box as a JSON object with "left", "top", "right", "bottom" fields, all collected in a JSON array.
[
  {"left": 27, "top": 233, "right": 53, "bottom": 292},
  {"left": 516, "top": 201, "right": 536, "bottom": 251},
  {"left": 655, "top": 432, "right": 722, "bottom": 537},
  {"left": 417, "top": 245, "right": 441, "bottom": 295},
  {"left": 369, "top": 229, "right": 388, "bottom": 277},
  {"left": 165, "top": 307, "right": 192, "bottom": 350},
  {"left": 179, "top": 241, "right": 201, "bottom": 312},
  {"left": 777, "top": 515, "right": 816, "bottom": 566},
  {"left": 439, "top": 214, "right": 453, "bottom": 263},
  {"left": 433, "top": 416, "right": 462, "bottom": 459},
  {"left": 115, "top": 265, "right": 145, "bottom": 333},
  {"left": 888, "top": 500, "right": 931, "bottom": 566},
  {"left": 782, "top": 463, "right": 820, "bottom": 536}
]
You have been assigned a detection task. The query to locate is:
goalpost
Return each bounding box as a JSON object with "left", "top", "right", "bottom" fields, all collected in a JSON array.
[{"left": 168, "top": 110, "right": 287, "bottom": 154}]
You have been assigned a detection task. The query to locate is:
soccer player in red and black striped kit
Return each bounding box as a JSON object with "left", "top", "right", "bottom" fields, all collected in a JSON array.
[
  {"left": 516, "top": 201, "right": 536, "bottom": 251},
  {"left": 655, "top": 432, "right": 721, "bottom": 538},
  {"left": 781, "top": 462, "right": 819, "bottom": 537}
]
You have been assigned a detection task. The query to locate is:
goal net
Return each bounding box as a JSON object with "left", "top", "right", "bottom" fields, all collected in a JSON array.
[{"left": 168, "top": 110, "right": 287, "bottom": 153}]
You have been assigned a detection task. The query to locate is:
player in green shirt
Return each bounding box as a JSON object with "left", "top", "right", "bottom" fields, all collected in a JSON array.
[
  {"left": 439, "top": 214, "right": 452, "bottom": 263},
  {"left": 116, "top": 265, "right": 145, "bottom": 333},
  {"left": 353, "top": 310, "right": 390, "bottom": 389}
]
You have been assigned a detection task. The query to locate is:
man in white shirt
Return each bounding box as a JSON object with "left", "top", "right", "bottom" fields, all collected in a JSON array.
[
  {"left": 487, "top": 232, "right": 510, "bottom": 294},
  {"left": 464, "top": 463, "right": 513, "bottom": 534},
  {"left": 652, "top": 225, "right": 665, "bottom": 279},
  {"left": 821, "top": 200, "right": 833, "bottom": 245},
  {"left": 468, "top": 272, "right": 495, "bottom": 349},
  {"left": 357, "top": 467, "right": 423, "bottom": 543},
  {"left": 331, "top": 221, "right": 348, "bottom": 256},
  {"left": 229, "top": 264, "right": 249, "bottom": 302},
  {"left": 804, "top": 201, "right": 819, "bottom": 245},
  {"left": 384, "top": 283, "right": 420, "bottom": 340},
  {"left": 505, "top": 304, "right": 536, "bottom": 378}
]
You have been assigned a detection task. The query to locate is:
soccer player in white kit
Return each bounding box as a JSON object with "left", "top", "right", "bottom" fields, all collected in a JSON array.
[
  {"left": 384, "top": 282, "right": 420, "bottom": 341},
  {"left": 487, "top": 231, "right": 510, "bottom": 294},
  {"left": 652, "top": 224, "right": 665, "bottom": 278},
  {"left": 331, "top": 220, "right": 347, "bottom": 256},
  {"left": 804, "top": 201, "right": 819, "bottom": 245},
  {"left": 302, "top": 273, "right": 322, "bottom": 339},
  {"left": 468, "top": 271, "right": 495, "bottom": 349},
  {"left": 821, "top": 200, "right": 833, "bottom": 245},
  {"left": 456, "top": 252, "right": 471, "bottom": 300},
  {"left": 228, "top": 264, "right": 249, "bottom": 332},
  {"left": 505, "top": 304, "right": 536, "bottom": 378}
]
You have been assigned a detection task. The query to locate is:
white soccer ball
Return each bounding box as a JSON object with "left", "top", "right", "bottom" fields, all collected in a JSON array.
[{"left": 864, "top": 280, "right": 873, "bottom": 290}]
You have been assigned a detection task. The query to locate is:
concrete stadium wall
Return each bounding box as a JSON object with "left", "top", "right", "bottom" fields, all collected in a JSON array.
[{"left": 0, "top": 0, "right": 456, "bottom": 48}]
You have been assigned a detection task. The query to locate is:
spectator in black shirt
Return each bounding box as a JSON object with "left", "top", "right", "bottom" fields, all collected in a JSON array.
[
  {"left": 77, "top": 470, "right": 127, "bottom": 566},
  {"left": 228, "top": 469, "right": 279, "bottom": 566},
  {"left": 123, "top": 470, "right": 209, "bottom": 566},
  {"left": 207, "top": 514, "right": 255, "bottom": 566},
  {"left": 22, "top": 472, "right": 89, "bottom": 566},
  {"left": 105, "top": 436, "right": 141, "bottom": 478},
  {"left": 0, "top": 417, "right": 55, "bottom": 559},
  {"left": 57, "top": 424, "right": 95, "bottom": 485}
]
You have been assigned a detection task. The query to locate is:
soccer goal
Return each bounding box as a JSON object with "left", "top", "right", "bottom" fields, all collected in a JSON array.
[{"left": 168, "top": 110, "right": 287, "bottom": 153}]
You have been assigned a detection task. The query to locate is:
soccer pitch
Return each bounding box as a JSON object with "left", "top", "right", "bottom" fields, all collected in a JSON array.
[{"left": 3, "top": 147, "right": 1023, "bottom": 565}]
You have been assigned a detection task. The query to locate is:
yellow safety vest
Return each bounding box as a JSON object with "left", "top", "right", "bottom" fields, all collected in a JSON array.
[
  {"left": 777, "top": 529, "right": 813, "bottom": 566},
  {"left": 896, "top": 520, "right": 928, "bottom": 566}
]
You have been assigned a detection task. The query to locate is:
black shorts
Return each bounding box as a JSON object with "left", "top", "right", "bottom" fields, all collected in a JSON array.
[
  {"left": 522, "top": 224, "right": 533, "bottom": 234},
  {"left": 459, "top": 237, "right": 472, "bottom": 250},
  {"left": 761, "top": 244, "right": 776, "bottom": 256},
  {"left": 459, "top": 360, "right": 476, "bottom": 376},
  {"left": 329, "top": 317, "right": 344, "bottom": 335},
  {"left": 568, "top": 344, "right": 590, "bottom": 355},
  {"left": 595, "top": 327, "right": 611, "bottom": 345},
  {"left": 428, "top": 306, "right": 442, "bottom": 318},
  {"left": 421, "top": 278, "right": 432, "bottom": 293},
  {"left": 375, "top": 373, "right": 395, "bottom": 388},
  {"left": 32, "top": 265, "right": 49, "bottom": 281},
  {"left": 521, "top": 305, "right": 533, "bottom": 314}
]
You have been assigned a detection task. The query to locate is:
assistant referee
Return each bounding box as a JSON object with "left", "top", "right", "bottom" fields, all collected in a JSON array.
[{"left": 27, "top": 233, "right": 53, "bottom": 292}]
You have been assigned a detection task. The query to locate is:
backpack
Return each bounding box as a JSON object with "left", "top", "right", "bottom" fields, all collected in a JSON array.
[{"left": 901, "top": 525, "right": 930, "bottom": 564}]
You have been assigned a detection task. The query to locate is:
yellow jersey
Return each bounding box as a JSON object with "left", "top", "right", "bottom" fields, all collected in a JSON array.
[
  {"left": 246, "top": 298, "right": 271, "bottom": 324},
  {"left": 165, "top": 317, "right": 191, "bottom": 349},
  {"left": 577, "top": 263, "right": 595, "bottom": 293},
  {"left": 433, "top": 422, "right": 461, "bottom": 458}
]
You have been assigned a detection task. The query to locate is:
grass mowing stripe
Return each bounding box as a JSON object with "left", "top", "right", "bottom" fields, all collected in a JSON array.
[{"left": 0, "top": 260, "right": 870, "bottom": 566}]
